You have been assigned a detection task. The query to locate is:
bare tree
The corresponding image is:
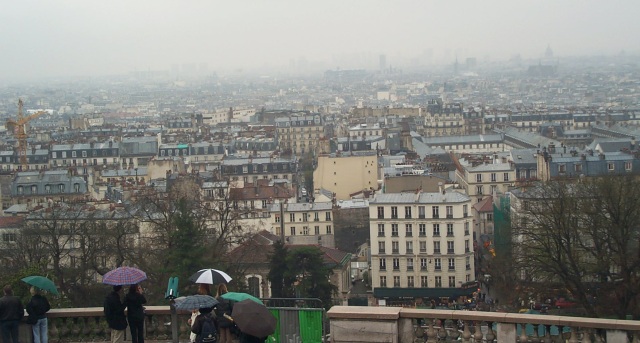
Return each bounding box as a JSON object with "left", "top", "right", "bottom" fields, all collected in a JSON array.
[{"left": 512, "top": 176, "right": 640, "bottom": 318}]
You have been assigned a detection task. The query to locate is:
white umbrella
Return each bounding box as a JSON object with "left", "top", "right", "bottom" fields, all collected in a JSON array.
[{"left": 188, "top": 269, "right": 232, "bottom": 284}]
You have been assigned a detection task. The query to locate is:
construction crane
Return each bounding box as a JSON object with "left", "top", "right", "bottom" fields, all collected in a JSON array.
[{"left": 6, "top": 99, "right": 47, "bottom": 170}]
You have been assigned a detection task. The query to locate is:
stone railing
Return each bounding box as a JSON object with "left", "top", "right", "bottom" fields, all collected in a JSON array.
[
  {"left": 22, "top": 306, "right": 191, "bottom": 342},
  {"left": 327, "top": 306, "right": 640, "bottom": 342}
]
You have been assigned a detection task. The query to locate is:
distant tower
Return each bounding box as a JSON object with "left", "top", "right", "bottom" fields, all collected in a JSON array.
[
  {"left": 545, "top": 44, "right": 554, "bottom": 59},
  {"left": 454, "top": 56, "right": 459, "bottom": 75},
  {"left": 379, "top": 54, "right": 387, "bottom": 72}
]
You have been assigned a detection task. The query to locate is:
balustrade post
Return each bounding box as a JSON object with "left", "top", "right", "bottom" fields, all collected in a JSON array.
[
  {"left": 607, "top": 329, "right": 630, "bottom": 342},
  {"left": 496, "top": 322, "right": 516, "bottom": 342},
  {"left": 461, "top": 320, "right": 472, "bottom": 343}
]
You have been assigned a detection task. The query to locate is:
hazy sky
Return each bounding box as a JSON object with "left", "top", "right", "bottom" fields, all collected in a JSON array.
[{"left": 1, "top": 0, "right": 639, "bottom": 81}]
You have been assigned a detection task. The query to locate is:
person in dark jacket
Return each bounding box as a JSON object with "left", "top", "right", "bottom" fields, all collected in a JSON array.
[
  {"left": 104, "top": 285, "right": 127, "bottom": 343},
  {"left": 124, "top": 284, "right": 146, "bottom": 343},
  {"left": 190, "top": 307, "right": 218, "bottom": 343},
  {"left": 26, "top": 287, "right": 51, "bottom": 343},
  {"left": 0, "top": 285, "right": 24, "bottom": 343}
]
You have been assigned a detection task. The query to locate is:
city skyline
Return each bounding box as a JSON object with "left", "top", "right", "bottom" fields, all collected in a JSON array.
[{"left": 1, "top": 0, "right": 639, "bottom": 82}]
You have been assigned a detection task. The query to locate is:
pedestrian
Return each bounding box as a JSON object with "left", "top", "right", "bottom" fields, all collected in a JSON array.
[
  {"left": 104, "top": 285, "right": 127, "bottom": 343},
  {"left": 0, "top": 285, "right": 24, "bottom": 343},
  {"left": 26, "top": 286, "right": 51, "bottom": 343},
  {"left": 214, "top": 284, "right": 234, "bottom": 343},
  {"left": 189, "top": 284, "right": 212, "bottom": 343},
  {"left": 125, "top": 284, "right": 146, "bottom": 343},
  {"left": 191, "top": 307, "right": 218, "bottom": 343}
]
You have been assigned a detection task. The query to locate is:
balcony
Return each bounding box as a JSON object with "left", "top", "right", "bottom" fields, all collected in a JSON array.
[
  {"left": 327, "top": 306, "right": 640, "bottom": 342},
  {"left": 446, "top": 214, "right": 453, "bottom": 219}
]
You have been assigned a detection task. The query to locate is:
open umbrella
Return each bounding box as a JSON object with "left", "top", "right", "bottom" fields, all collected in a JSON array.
[
  {"left": 21, "top": 276, "right": 58, "bottom": 295},
  {"left": 230, "top": 299, "right": 276, "bottom": 338},
  {"left": 174, "top": 295, "right": 219, "bottom": 311},
  {"left": 102, "top": 266, "right": 147, "bottom": 285},
  {"left": 221, "top": 292, "right": 261, "bottom": 304},
  {"left": 188, "top": 269, "right": 232, "bottom": 285}
]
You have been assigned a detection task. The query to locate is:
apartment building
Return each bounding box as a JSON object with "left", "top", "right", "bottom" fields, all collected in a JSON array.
[
  {"left": 269, "top": 201, "right": 335, "bottom": 248},
  {"left": 10, "top": 170, "right": 88, "bottom": 205},
  {"left": 275, "top": 113, "right": 326, "bottom": 155},
  {"left": 456, "top": 159, "right": 516, "bottom": 203},
  {"left": 313, "top": 152, "right": 379, "bottom": 201},
  {"left": 220, "top": 156, "right": 297, "bottom": 186},
  {"left": 369, "top": 190, "right": 474, "bottom": 303}
]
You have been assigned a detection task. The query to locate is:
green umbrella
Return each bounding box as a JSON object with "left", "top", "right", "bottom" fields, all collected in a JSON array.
[
  {"left": 21, "top": 276, "right": 59, "bottom": 295},
  {"left": 220, "top": 292, "right": 261, "bottom": 304}
]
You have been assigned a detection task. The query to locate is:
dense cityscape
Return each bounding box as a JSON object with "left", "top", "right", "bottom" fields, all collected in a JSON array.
[{"left": 1, "top": 1, "right": 640, "bottom": 341}]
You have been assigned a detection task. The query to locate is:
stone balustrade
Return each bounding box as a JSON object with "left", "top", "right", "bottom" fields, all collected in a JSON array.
[
  {"left": 327, "top": 306, "right": 640, "bottom": 343},
  {"left": 23, "top": 306, "right": 192, "bottom": 342}
]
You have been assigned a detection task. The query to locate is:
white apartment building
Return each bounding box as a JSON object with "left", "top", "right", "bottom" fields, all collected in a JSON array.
[
  {"left": 369, "top": 190, "right": 474, "bottom": 299},
  {"left": 456, "top": 161, "right": 516, "bottom": 203},
  {"left": 269, "top": 201, "right": 335, "bottom": 248}
]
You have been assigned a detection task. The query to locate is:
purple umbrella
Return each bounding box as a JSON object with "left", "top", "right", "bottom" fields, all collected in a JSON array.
[{"left": 102, "top": 266, "right": 147, "bottom": 285}]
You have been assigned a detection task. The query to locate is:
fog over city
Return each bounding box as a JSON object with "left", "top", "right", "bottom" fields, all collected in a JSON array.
[{"left": 1, "top": 0, "right": 639, "bottom": 82}]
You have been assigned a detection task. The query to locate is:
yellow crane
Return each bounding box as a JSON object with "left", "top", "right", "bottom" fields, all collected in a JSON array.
[{"left": 6, "top": 99, "right": 47, "bottom": 170}]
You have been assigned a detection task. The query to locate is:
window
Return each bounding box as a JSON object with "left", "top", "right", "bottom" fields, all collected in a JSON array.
[
  {"left": 380, "top": 276, "right": 387, "bottom": 287},
  {"left": 391, "top": 206, "right": 398, "bottom": 219},
  {"left": 315, "top": 226, "right": 320, "bottom": 235},
  {"left": 420, "top": 241, "right": 427, "bottom": 253},
  {"left": 466, "top": 256, "right": 471, "bottom": 270},
  {"left": 476, "top": 185, "right": 483, "bottom": 195},
  {"left": 419, "top": 224, "right": 426, "bottom": 236},
  {"left": 434, "top": 241, "right": 441, "bottom": 254},
  {"left": 393, "top": 276, "right": 400, "bottom": 287},
  {"left": 2, "top": 233, "right": 16, "bottom": 242},
  {"left": 491, "top": 173, "right": 496, "bottom": 182},
  {"left": 407, "top": 276, "right": 414, "bottom": 287},
  {"left": 435, "top": 276, "right": 442, "bottom": 288},
  {"left": 405, "top": 224, "right": 412, "bottom": 237},
  {"left": 407, "top": 258, "right": 414, "bottom": 271},
  {"left": 290, "top": 227, "right": 296, "bottom": 236},
  {"left": 72, "top": 151, "right": 77, "bottom": 158},
  {"left": 392, "top": 241, "right": 399, "bottom": 254},
  {"left": 418, "top": 206, "right": 425, "bottom": 219},
  {"left": 378, "top": 224, "right": 385, "bottom": 237},
  {"left": 448, "top": 258, "right": 455, "bottom": 270},
  {"left": 463, "top": 204, "right": 468, "bottom": 217},
  {"left": 391, "top": 224, "right": 399, "bottom": 236},
  {"left": 559, "top": 164, "right": 566, "bottom": 173},
  {"left": 303, "top": 213, "right": 308, "bottom": 222},
  {"left": 404, "top": 206, "right": 412, "bottom": 219},
  {"left": 432, "top": 206, "right": 439, "bottom": 218},
  {"left": 420, "top": 258, "right": 428, "bottom": 270},
  {"left": 434, "top": 258, "right": 441, "bottom": 270},
  {"left": 476, "top": 174, "right": 482, "bottom": 182},
  {"left": 82, "top": 151, "right": 87, "bottom": 158},
  {"left": 326, "top": 225, "right": 332, "bottom": 234},
  {"left": 378, "top": 241, "right": 386, "bottom": 254},
  {"left": 406, "top": 241, "right": 413, "bottom": 254},
  {"left": 449, "top": 276, "right": 456, "bottom": 287},
  {"left": 289, "top": 213, "right": 295, "bottom": 222},
  {"left": 625, "top": 161, "right": 632, "bottom": 171},
  {"left": 433, "top": 224, "right": 440, "bottom": 236},
  {"left": 303, "top": 226, "right": 309, "bottom": 235},
  {"left": 464, "top": 222, "right": 470, "bottom": 235},
  {"left": 465, "top": 240, "right": 470, "bottom": 253},
  {"left": 608, "top": 163, "right": 615, "bottom": 171},
  {"left": 504, "top": 172, "right": 510, "bottom": 181},
  {"left": 446, "top": 206, "right": 453, "bottom": 218},
  {"left": 447, "top": 241, "right": 455, "bottom": 254},
  {"left": 377, "top": 206, "right": 384, "bottom": 219},
  {"left": 393, "top": 258, "right": 400, "bottom": 270},
  {"left": 379, "top": 258, "right": 386, "bottom": 270},
  {"left": 447, "top": 223, "right": 454, "bottom": 236},
  {"left": 421, "top": 276, "right": 428, "bottom": 287},
  {"left": 325, "top": 212, "right": 331, "bottom": 221}
]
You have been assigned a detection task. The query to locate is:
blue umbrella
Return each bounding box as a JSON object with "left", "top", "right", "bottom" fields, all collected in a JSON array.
[{"left": 174, "top": 295, "right": 219, "bottom": 311}]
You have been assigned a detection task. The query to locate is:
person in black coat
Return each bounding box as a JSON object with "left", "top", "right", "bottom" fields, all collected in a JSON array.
[
  {"left": 191, "top": 307, "right": 218, "bottom": 343},
  {"left": 124, "top": 284, "right": 146, "bottom": 343},
  {"left": 26, "top": 287, "right": 51, "bottom": 343},
  {"left": 104, "top": 285, "right": 127, "bottom": 343},
  {"left": 0, "top": 285, "right": 24, "bottom": 343}
]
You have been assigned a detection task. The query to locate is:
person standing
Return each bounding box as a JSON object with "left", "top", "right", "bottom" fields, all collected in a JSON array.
[
  {"left": 214, "top": 284, "right": 234, "bottom": 343},
  {"left": 124, "top": 284, "right": 146, "bottom": 343},
  {"left": 26, "top": 286, "right": 51, "bottom": 343},
  {"left": 0, "top": 285, "right": 23, "bottom": 343},
  {"left": 104, "top": 285, "right": 127, "bottom": 343},
  {"left": 188, "top": 284, "right": 212, "bottom": 343}
]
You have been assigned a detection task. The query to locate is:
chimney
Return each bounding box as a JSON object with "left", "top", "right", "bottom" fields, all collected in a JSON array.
[{"left": 438, "top": 182, "right": 444, "bottom": 194}]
